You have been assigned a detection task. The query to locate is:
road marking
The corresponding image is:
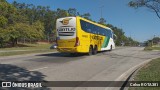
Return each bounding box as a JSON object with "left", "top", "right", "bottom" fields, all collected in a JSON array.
[{"left": 30, "top": 67, "right": 48, "bottom": 71}]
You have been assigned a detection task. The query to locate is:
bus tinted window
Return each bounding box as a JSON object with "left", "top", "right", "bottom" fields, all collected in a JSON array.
[{"left": 80, "top": 20, "right": 112, "bottom": 37}]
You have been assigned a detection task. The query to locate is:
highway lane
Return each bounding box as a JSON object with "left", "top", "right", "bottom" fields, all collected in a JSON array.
[{"left": 0, "top": 47, "right": 159, "bottom": 90}]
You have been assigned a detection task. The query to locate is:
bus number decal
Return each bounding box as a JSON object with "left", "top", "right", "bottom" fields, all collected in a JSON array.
[{"left": 92, "top": 35, "right": 102, "bottom": 40}]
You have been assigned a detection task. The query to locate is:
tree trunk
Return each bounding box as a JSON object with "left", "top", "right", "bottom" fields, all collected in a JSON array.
[
  {"left": 11, "top": 40, "right": 15, "bottom": 47},
  {"left": 15, "top": 38, "right": 17, "bottom": 45},
  {"left": 11, "top": 38, "right": 18, "bottom": 47},
  {"left": 23, "top": 38, "right": 25, "bottom": 43}
]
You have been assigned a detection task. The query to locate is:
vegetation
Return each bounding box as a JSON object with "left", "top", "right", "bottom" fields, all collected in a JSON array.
[
  {"left": 105, "top": 24, "right": 139, "bottom": 46},
  {"left": 128, "top": 0, "right": 160, "bottom": 47},
  {"left": 144, "top": 46, "right": 160, "bottom": 51},
  {"left": 129, "top": 58, "right": 160, "bottom": 90},
  {"left": 129, "top": 0, "right": 160, "bottom": 19},
  {"left": 0, "top": 0, "right": 139, "bottom": 48},
  {"left": 0, "top": 0, "right": 45, "bottom": 47},
  {"left": 0, "top": 43, "right": 55, "bottom": 56},
  {"left": 144, "top": 37, "right": 160, "bottom": 46}
]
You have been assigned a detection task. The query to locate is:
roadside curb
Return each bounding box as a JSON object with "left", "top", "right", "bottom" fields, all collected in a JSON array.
[{"left": 105, "top": 56, "right": 160, "bottom": 90}]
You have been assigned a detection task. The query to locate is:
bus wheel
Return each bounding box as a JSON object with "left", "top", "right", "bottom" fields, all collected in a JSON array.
[
  {"left": 88, "top": 46, "right": 93, "bottom": 56},
  {"left": 109, "top": 45, "right": 112, "bottom": 51},
  {"left": 93, "top": 46, "right": 97, "bottom": 55}
]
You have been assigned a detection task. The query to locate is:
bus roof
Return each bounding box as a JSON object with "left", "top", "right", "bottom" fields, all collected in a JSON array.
[
  {"left": 76, "top": 16, "right": 113, "bottom": 32},
  {"left": 57, "top": 16, "right": 113, "bottom": 32}
]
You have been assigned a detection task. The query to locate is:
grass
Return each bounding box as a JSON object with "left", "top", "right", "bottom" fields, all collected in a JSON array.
[
  {"left": 0, "top": 43, "right": 51, "bottom": 50},
  {"left": 129, "top": 58, "right": 160, "bottom": 90},
  {"left": 144, "top": 46, "right": 160, "bottom": 51},
  {"left": 0, "top": 43, "right": 56, "bottom": 56}
]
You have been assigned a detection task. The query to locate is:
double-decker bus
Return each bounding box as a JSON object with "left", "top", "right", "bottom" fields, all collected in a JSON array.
[{"left": 56, "top": 16, "right": 115, "bottom": 55}]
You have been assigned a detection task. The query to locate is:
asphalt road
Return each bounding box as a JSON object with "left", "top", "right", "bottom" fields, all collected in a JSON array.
[{"left": 0, "top": 47, "right": 160, "bottom": 90}]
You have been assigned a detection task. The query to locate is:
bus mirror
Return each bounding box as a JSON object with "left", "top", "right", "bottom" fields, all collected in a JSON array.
[{"left": 113, "top": 34, "right": 117, "bottom": 40}]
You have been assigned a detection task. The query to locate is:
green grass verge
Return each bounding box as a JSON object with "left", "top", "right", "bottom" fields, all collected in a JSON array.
[
  {"left": 0, "top": 43, "right": 52, "bottom": 50},
  {"left": 0, "top": 49, "right": 56, "bottom": 56},
  {"left": 0, "top": 43, "right": 56, "bottom": 56},
  {"left": 129, "top": 58, "right": 160, "bottom": 90},
  {"left": 144, "top": 46, "right": 160, "bottom": 51}
]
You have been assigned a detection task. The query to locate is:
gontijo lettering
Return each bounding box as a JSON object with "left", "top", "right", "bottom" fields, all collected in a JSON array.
[{"left": 57, "top": 27, "right": 76, "bottom": 32}]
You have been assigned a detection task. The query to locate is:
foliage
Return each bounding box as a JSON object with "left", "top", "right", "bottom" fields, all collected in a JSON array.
[
  {"left": 0, "top": 0, "right": 45, "bottom": 47},
  {"left": 0, "top": 0, "right": 138, "bottom": 47},
  {"left": 0, "top": 28, "right": 9, "bottom": 47},
  {"left": 129, "top": 0, "right": 160, "bottom": 19},
  {"left": 153, "top": 37, "right": 160, "bottom": 44},
  {"left": 0, "top": 16, "right": 8, "bottom": 28},
  {"left": 98, "top": 17, "right": 106, "bottom": 24},
  {"left": 145, "top": 37, "right": 160, "bottom": 46},
  {"left": 81, "top": 13, "right": 91, "bottom": 20},
  {"left": 105, "top": 23, "right": 139, "bottom": 46},
  {"left": 68, "top": 8, "right": 77, "bottom": 16}
]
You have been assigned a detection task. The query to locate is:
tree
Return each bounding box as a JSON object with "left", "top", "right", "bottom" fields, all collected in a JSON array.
[
  {"left": 56, "top": 8, "right": 69, "bottom": 18},
  {"left": 98, "top": 17, "right": 106, "bottom": 24},
  {"left": 152, "top": 37, "right": 160, "bottom": 44},
  {"left": 1, "top": 0, "right": 137, "bottom": 47},
  {"left": 0, "top": 16, "right": 8, "bottom": 28},
  {"left": 68, "top": 8, "right": 77, "bottom": 16},
  {"left": 7, "top": 26, "right": 20, "bottom": 46},
  {"left": 104, "top": 23, "right": 139, "bottom": 46},
  {"left": 31, "top": 21, "right": 44, "bottom": 40},
  {"left": 129, "top": 0, "right": 160, "bottom": 19},
  {"left": 81, "top": 13, "right": 91, "bottom": 20},
  {"left": 0, "top": 28, "right": 10, "bottom": 47}
]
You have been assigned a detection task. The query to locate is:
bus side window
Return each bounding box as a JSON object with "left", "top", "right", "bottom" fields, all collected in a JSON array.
[
  {"left": 97, "top": 30, "right": 100, "bottom": 34},
  {"left": 93, "top": 25, "right": 96, "bottom": 34},
  {"left": 87, "top": 29, "right": 91, "bottom": 32},
  {"left": 106, "top": 29, "right": 110, "bottom": 37},
  {"left": 93, "top": 28, "right": 97, "bottom": 34},
  {"left": 87, "top": 23, "right": 92, "bottom": 33}
]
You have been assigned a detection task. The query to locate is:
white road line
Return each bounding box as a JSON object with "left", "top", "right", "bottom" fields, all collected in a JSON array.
[{"left": 30, "top": 67, "right": 48, "bottom": 71}]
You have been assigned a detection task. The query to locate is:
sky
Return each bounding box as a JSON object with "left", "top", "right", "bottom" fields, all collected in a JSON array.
[{"left": 7, "top": 0, "right": 160, "bottom": 42}]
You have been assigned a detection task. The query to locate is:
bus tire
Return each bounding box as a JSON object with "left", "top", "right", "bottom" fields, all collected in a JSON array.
[
  {"left": 93, "top": 46, "right": 97, "bottom": 55},
  {"left": 88, "top": 46, "right": 93, "bottom": 56}
]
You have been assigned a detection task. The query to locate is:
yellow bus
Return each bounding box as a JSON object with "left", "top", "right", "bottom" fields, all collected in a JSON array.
[{"left": 56, "top": 16, "right": 115, "bottom": 55}]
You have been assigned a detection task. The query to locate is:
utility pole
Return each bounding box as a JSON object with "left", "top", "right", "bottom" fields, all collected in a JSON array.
[{"left": 99, "top": 5, "right": 104, "bottom": 18}]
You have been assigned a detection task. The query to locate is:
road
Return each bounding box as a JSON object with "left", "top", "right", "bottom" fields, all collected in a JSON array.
[{"left": 0, "top": 47, "right": 159, "bottom": 90}]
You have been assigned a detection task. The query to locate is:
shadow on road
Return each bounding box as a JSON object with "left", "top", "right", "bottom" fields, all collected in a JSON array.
[
  {"left": 37, "top": 52, "right": 87, "bottom": 57},
  {"left": 0, "top": 64, "right": 50, "bottom": 90}
]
